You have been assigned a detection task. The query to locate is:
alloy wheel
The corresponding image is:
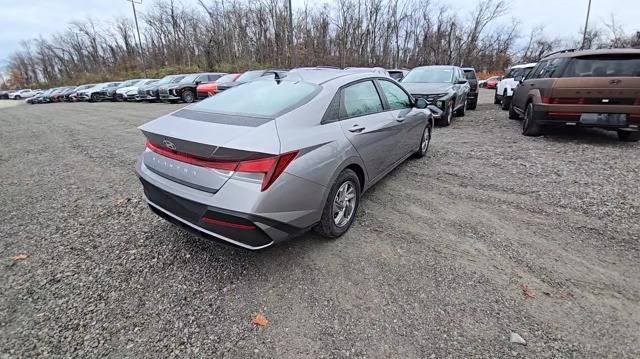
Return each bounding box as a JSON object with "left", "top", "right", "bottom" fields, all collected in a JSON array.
[
  {"left": 421, "top": 124, "right": 432, "bottom": 153},
  {"left": 332, "top": 181, "right": 357, "bottom": 228}
]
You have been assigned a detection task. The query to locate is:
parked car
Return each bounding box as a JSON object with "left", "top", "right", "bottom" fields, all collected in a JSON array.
[
  {"left": 196, "top": 73, "right": 239, "bottom": 100},
  {"left": 140, "top": 75, "right": 185, "bottom": 102},
  {"left": 509, "top": 48, "right": 640, "bottom": 142},
  {"left": 159, "top": 73, "right": 226, "bottom": 103},
  {"left": 462, "top": 67, "right": 478, "bottom": 110},
  {"left": 0, "top": 90, "right": 10, "bottom": 99},
  {"left": 93, "top": 81, "right": 124, "bottom": 101},
  {"left": 77, "top": 82, "right": 121, "bottom": 102},
  {"left": 388, "top": 69, "right": 409, "bottom": 81},
  {"left": 479, "top": 76, "right": 502, "bottom": 89},
  {"left": 27, "top": 89, "right": 55, "bottom": 104},
  {"left": 51, "top": 87, "right": 75, "bottom": 102},
  {"left": 135, "top": 69, "right": 433, "bottom": 250},
  {"left": 215, "top": 69, "right": 288, "bottom": 94},
  {"left": 116, "top": 79, "right": 158, "bottom": 101},
  {"left": 496, "top": 63, "right": 536, "bottom": 110},
  {"left": 401, "top": 65, "right": 470, "bottom": 125},
  {"left": 67, "top": 84, "right": 95, "bottom": 102},
  {"left": 344, "top": 67, "right": 390, "bottom": 77},
  {"left": 9, "top": 89, "right": 38, "bottom": 100}
]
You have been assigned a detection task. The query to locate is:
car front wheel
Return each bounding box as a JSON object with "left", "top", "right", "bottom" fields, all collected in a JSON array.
[
  {"left": 315, "top": 169, "right": 361, "bottom": 239},
  {"left": 414, "top": 121, "right": 433, "bottom": 158},
  {"left": 182, "top": 90, "right": 195, "bottom": 103},
  {"left": 617, "top": 130, "right": 640, "bottom": 142},
  {"left": 440, "top": 101, "right": 453, "bottom": 126}
]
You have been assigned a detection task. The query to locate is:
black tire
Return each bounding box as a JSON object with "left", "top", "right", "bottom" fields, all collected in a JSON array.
[
  {"left": 314, "top": 169, "right": 361, "bottom": 239},
  {"left": 508, "top": 101, "right": 519, "bottom": 120},
  {"left": 182, "top": 90, "right": 195, "bottom": 103},
  {"left": 439, "top": 101, "right": 454, "bottom": 126},
  {"left": 522, "top": 103, "right": 542, "bottom": 136},
  {"left": 455, "top": 97, "right": 466, "bottom": 117},
  {"left": 413, "top": 120, "right": 433, "bottom": 158},
  {"left": 617, "top": 130, "right": 640, "bottom": 142},
  {"left": 15, "top": 95, "right": 21, "bottom": 100},
  {"left": 493, "top": 91, "right": 500, "bottom": 104},
  {"left": 466, "top": 100, "right": 477, "bottom": 110},
  {"left": 501, "top": 91, "right": 511, "bottom": 110},
  {"left": 90, "top": 93, "right": 99, "bottom": 102}
]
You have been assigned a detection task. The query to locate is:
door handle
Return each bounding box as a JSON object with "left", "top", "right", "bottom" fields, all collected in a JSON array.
[
  {"left": 348, "top": 125, "right": 365, "bottom": 133},
  {"left": 396, "top": 116, "right": 406, "bottom": 122}
]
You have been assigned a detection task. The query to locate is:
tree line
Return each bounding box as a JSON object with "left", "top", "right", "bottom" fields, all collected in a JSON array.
[{"left": 3, "top": 0, "right": 639, "bottom": 88}]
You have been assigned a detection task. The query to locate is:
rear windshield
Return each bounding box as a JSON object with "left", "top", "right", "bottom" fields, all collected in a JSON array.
[
  {"left": 236, "top": 70, "right": 265, "bottom": 82},
  {"left": 562, "top": 55, "right": 640, "bottom": 77},
  {"left": 506, "top": 67, "right": 533, "bottom": 79},
  {"left": 463, "top": 70, "right": 476, "bottom": 80},
  {"left": 189, "top": 80, "right": 319, "bottom": 117},
  {"left": 216, "top": 74, "right": 236, "bottom": 83}
]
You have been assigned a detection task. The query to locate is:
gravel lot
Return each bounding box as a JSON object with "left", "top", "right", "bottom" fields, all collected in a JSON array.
[{"left": 1, "top": 91, "right": 638, "bottom": 358}]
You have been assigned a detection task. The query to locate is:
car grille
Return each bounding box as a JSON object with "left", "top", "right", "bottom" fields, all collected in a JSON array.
[
  {"left": 159, "top": 88, "right": 169, "bottom": 95},
  {"left": 413, "top": 94, "right": 444, "bottom": 105}
]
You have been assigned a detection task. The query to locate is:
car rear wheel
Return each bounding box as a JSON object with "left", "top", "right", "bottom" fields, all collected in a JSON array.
[
  {"left": 413, "top": 121, "right": 433, "bottom": 158},
  {"left": 466, "top": 99, "right": 477, "bottom": 110},
  {"left": 617, "top": 130, "right": 640, "bottom": 142},
  {"left": 522, "top": 103, "right": 542, "bottom": 136},
  {"left": 501, "top": 91, "right": 511, "bottom": 110},
  {"left": 315, "top": 169, "right": 361, "bottom": 239},
  {"left": 493, "top": 91, "right": 500, "bottom": 104},
  {"left": 182, "top": 90, "right": 195, "bottom": 103}
]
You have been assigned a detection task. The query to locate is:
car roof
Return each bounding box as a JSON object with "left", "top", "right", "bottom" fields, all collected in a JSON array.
[
  {"left": 413, "top": 65, "right": 459, "bottom": 70},
  {"left": 543, "top": 48, "right": 640, "bottom": 60},
  {"left": 284, "top": 69, "right": 387, "bottom": 86},
  {"left": 461, "top": 67, "right": 475, "bottom": 71}
]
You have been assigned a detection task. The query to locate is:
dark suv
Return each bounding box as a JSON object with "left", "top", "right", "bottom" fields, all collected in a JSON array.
[
  {"left": 140, "top": 75, "right": 185, "bottom": 102},
  {"left": 400, "top": 65, "right": 470, "bottom": 126},
  {"left": 510, "top": 48, "right": 640, "bottom": 141},
  {"left": 159, "top": 72, "right": 226, "bottom": 103},
  {"left": 462, "top": 67, "right": 478, "bottom": 110}
]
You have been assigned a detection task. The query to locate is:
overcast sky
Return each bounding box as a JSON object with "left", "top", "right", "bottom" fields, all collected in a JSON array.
[{"left": 1, "top": 0, "right": 639, "bottom": 65}]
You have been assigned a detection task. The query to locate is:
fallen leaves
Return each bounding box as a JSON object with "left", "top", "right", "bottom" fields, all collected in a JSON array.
[
  {"left": 10, "top": 254, "right": 29, "bottom": 261},
  {"left": 521, "top": 284, "right": 535, "bottom": 299},
  {"left": 252, "top": 313, "right": 268, "bottom": 327}
]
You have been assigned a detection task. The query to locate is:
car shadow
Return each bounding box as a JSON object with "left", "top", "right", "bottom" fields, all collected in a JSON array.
[{"left": 540, "top": 126, "right": 636, "bottom": 146}]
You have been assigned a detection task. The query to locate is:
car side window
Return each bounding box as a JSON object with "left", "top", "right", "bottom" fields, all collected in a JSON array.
[
  {"left": 340, "top": 81, "right": 383, "bottom": 118},
  {"left": 377, "top": 80, "right": 412, "bottom": 110},
  {"left": 527, "top": 63, "right": 544, "bottom": 80},
  {"left": 538, "top": 58, "right": 564, "bottom": 78}
]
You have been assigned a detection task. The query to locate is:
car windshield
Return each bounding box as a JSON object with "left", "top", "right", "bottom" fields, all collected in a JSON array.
[
  {"left": 236, "top": 70, "right": 264, "bottom": 82},
  {"left": 463, "top": 70, "right": 476, "bottom": 80},
  {"left": 179, "top": 75, "right": 199, "bottom": 84},
  {"left": 402, "top": 68, "right": 454, "bottom": 83},
  {"left": 562, "top": 55, "right": 640, "bottom": 77},
  {"left": 93, "top": 83, "right": 106, "bottom": 89},
  {"left": 157, "top": 76, "right": 175, "bottom": 84},
  {"left": 216, "top": 74, "right": 236, "bottom": 83},
  {"left": 121, "top": 79, "right": 141, "bottom": 87},
  {"left": 507, "top": 67, "right": 532, "bottom": 79},
  {"left": 170, "top": 76, "right": 186, "bottom": 83},
  {"left": 189, "top": 79, "right": 319, "bottom": 117}
]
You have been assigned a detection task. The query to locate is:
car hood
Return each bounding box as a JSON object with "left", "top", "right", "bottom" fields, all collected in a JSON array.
[
  {"left": 401, "top": 82, "right": 453, "bottom": 95},
  {"left": 117, "top": 86, "right": 139, "bottom": 94}
]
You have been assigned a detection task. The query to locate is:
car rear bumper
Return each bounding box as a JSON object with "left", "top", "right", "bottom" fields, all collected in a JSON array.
[
  {"left": 135, "top": 159, "right": 317, "bottom": 250},
  {"left": 538, "top": 113, "right": 640, "bottom": 130}
]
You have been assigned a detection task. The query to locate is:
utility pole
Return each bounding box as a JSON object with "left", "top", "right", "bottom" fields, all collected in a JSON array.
[
  {"left": 126, "top": 0, "right": 148, "bottom": 77},
  {"left": 581, "top": 0, "right": 592, "bottom": 49},
  {"left": 287, "top": 0, "right": 295, "bottom": 68}
]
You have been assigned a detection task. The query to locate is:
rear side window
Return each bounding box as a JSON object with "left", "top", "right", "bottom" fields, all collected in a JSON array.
[
  {"left": 341, "top": 81, "right": 383, "bottom": 118},
  {"left": 188, "top": 80, "right": 319, "bottom": 117},
  {"left": 562, "top": 55, "right": 640, "bottom": 77}
]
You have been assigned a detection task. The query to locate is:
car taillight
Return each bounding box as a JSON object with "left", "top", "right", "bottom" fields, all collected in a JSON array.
[
  {"left": 634, "top": 97, "right": 640, "bottom": 106},
  {"left": 236, "top": 151, "right": 298, "bottom": 191},
  {"left": 145, "top": 141, "right": 297, "bottom": 191},
  {"left": 547, "top": 97, "right": 585, "bottom": 104}
]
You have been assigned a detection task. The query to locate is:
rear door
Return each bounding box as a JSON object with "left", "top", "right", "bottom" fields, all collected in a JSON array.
[{"left": 338, "top": 80, "right": 402, "bottom": 180}]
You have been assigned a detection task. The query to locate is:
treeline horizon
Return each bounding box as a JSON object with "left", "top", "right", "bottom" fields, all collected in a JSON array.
[{"left": 2, "top": 0, "right": 639, "bottom": 88}]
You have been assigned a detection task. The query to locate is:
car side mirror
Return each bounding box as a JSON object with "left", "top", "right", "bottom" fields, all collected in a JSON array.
[
  {"left": 415, "top": 98, "right": 428, "bottom": 109},
  {"left": 195, "top": 81, "right": 201, "bottom": 85},
  {"left": 457, "top": 79, "right": 467, "bottom": 85}
]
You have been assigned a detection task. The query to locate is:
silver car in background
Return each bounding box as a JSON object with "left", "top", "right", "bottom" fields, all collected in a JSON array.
[{"left": 136, "top": 69, "right": 433, "bottom": 250}]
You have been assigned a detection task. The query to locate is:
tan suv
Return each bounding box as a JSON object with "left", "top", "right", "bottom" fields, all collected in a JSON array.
[{"left": 509, "top": 49, "right": 640, "bottom": 141}]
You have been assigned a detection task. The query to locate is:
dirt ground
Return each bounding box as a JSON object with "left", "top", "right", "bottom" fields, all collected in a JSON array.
[{"left": 1, "top": 90, "right": 638, "bottom": 358}]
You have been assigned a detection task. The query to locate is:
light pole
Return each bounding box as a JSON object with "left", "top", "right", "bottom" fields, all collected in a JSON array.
[
  {"left": 287, "top": 0, "right": 294, "bottom": 67},
  {"left": 126, "top": 0, "right": 148, "bottom": 77},
  {"left": 581, "top": 0, "right": 592, "bottom": 49}
]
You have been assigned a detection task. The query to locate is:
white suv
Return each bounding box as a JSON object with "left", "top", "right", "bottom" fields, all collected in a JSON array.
[
  {"left": 9, "top": 89, "right": 39, "bottom": 100},
  {"left": 495, "top": 63, "right": 536, "bottom": 110}
]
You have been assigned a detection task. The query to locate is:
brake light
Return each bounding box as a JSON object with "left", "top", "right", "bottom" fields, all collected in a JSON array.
[
  {"left": 634, "top": 97, "right": 640, "bottom": 106},
  {"left": 236, "top": 151, "right": 298, "bottom": 191},
  {"left": 145, "top": 141, "right": 297, "bottom": 191}
]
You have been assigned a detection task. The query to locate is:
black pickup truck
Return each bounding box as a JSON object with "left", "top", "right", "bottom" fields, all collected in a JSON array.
[{"left": 462, "top": 67, "right": 478, "bottom": 110}]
